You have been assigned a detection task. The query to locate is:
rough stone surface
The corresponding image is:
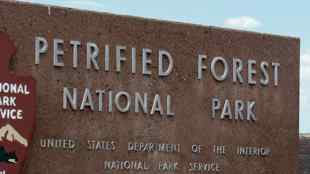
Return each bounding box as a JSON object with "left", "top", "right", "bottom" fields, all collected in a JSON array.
[
  {"left": 0, "top": 1, "right": 299, "bottom": 174},
  {"left": 299, "top": 135, "right": 310, "bottom": 174}
]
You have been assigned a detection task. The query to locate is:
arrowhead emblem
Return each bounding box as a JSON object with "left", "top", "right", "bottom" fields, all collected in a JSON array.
[{"left": 0, "top": 32, "right": 36, "bottom": 174}]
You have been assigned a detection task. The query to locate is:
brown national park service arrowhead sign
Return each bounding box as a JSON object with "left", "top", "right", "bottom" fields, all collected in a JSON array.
[{"left": 0, "top": 32, "right": 36, "bottom": 174}]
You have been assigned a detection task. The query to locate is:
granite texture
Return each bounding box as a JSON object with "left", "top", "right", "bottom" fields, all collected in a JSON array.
[{"left": 0, "top": 1, "right": 299, "bottom": 174}]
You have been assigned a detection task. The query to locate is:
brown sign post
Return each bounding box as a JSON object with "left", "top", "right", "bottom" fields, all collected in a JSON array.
[{"left": 0, "top": 1, "right": 299, "bottom": 174}]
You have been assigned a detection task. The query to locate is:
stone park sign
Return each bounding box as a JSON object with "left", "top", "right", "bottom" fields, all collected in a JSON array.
[{"left": 0, "top": 1, "right": 299, "bottom": 174}]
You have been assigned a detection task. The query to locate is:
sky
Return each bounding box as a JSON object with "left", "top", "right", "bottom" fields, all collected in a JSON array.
[{"left": 18, "top": 0, "right": 310, "bottom": 133}]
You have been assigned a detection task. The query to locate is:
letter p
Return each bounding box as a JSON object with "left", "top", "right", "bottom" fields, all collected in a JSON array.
[{"left": 35, "top": 36, "right": 48, "bottom": 65}]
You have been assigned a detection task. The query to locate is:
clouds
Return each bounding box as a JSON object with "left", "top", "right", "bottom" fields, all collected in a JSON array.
[
  {"left": 300, "top": 51, "right": 310, "bottom": 101},
  {"left": 224, "top": 16, "right": 261, "bottom": 30},
  {"left": 300, "top": 51, "right": 310, "bottom": 133},
  {"left": 301, "top": 51, "right": 310, "bottom": 80}
]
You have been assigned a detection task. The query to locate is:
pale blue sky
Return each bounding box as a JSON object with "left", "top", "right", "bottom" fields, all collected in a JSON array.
[{"left": 20, "top": 0, "right": 310, "bottom": 133}]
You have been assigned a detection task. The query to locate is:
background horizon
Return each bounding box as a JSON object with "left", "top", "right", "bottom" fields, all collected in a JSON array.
[{"left": 18, "top": 0, "right": 309, "bottom": 133}]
